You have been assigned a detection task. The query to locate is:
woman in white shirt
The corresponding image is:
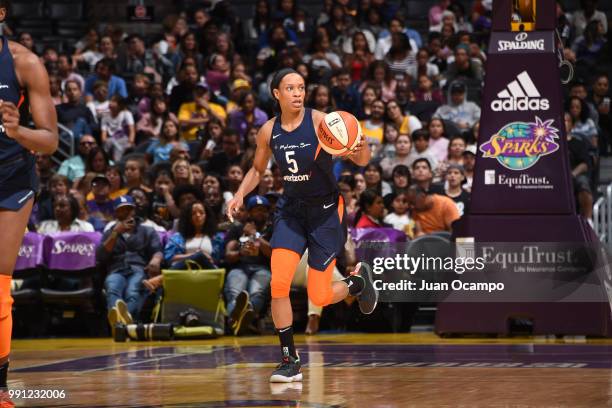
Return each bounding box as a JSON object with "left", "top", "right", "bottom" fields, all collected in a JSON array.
[{"left": 37, "top": 195, "right": 95, "bottom": 234}]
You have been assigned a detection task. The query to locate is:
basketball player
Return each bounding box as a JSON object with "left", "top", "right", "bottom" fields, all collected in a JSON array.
[
  {"left": 226, "top": 68, "right": 378, "bottom": 383},
  {"left": 0, "top": 0, "right": 59, "bottom": 399}
]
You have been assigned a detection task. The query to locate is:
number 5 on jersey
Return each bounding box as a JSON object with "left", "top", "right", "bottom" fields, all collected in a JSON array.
[{"left": 285, "top": 151, "right": 299, "bottom": 173}]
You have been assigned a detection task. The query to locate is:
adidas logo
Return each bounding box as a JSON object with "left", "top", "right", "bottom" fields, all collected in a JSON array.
[{"left": 490, "top": 71, "right": 550, "bottom": 112}]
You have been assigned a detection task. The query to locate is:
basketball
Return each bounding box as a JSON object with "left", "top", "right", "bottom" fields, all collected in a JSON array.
[{"left": 317, "top": 111, "right": 362, "bottom": 156}]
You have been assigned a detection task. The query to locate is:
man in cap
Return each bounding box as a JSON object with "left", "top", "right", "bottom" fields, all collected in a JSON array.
[
  {"left": 433, "top": 80, "right": 481, "bottom": 132},
  {"left": 224, "top": 195, "right": 273, "bottom": 335},
  {"left": 462, "top": 145, "right": 476, "bottom": 191},
  {"left": 96, "top": 195, "right": 163, "bottom": 332},
  {"left": 86, "top": 174, "right": 115, "bottom": 226}
]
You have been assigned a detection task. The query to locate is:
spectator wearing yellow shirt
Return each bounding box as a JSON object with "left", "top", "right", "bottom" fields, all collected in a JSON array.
[
  {"left": 359, "top": 99, "right": 385, "bottom": 157},
  {"left": 178, "top": 82, "right": 226, "bottom": 141},
  {"left": 387, "top": 99, "right": 422, "bottom": 135}
]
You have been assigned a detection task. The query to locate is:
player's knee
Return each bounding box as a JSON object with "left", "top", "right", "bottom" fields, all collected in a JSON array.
[
  {"left": 307, "top": 286, "right": 332, "bottom": 307},
  {"left": 270, "top": 276, "right": 291, "bottom": 299}
]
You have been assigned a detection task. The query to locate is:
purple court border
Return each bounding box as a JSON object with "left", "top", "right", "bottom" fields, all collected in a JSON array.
[{"left": 13, "top": 343, "right": 612, "bottom": 373}]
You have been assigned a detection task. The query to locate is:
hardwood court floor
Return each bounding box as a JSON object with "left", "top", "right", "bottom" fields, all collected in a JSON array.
[{"left": 6, "top": 333, "right": 612, "bottom": 407}]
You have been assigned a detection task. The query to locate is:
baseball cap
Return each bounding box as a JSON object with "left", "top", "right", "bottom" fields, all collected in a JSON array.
[
  {"left": 246, "top": 195, "right": 270, "bottom": 210},
  {"left": 463, "top": 144, "right": 477, "bottom": 156},
  {"left": 231, "top": 78, "right": 251, "bottom": 91},
  {"left": 194, "top": 81, "right": 209, "bottom": 91},
  {"left": 91, "top": 173, "right": 110, "bottom": 185},
  {"left": 450, "top": 82, "right": 466, "bottom": 94},
  {"left": 113, "top": 195, "right": 136, "bottom": 211}
]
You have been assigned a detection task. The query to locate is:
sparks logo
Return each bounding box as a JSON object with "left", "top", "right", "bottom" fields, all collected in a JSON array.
[
  {"left": 490, "top": 71, "right": 550, "bottom": 112},
  {"left": 479, "top": 117, "right": 559, "bottom": 171}
]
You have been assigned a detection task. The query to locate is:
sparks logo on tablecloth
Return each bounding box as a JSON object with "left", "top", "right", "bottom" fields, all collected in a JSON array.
[{"left": 479, "top": 117, "right": 559, "bottom": 171}]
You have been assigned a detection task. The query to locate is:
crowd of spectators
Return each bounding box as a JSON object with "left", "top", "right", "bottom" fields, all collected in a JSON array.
[{"left": 7, "top": 0, "right": 612, "bottom": 334}]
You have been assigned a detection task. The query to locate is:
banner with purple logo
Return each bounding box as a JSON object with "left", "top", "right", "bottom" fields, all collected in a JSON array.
[
  {"left": 351, "top": 228, "right": 408, "bottom": 245},
  {"left": 15, "top": 233, "right": 45, "bottom": 271},
  {"left": 469, "top": 40, "right": 575, "bottom": 215},
  {"left": 43, "top": 232, "right": 102, "bottom": 270}
]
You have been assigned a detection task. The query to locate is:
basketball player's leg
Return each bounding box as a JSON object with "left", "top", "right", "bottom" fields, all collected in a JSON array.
[{"left": 0, "top": 198, "right": 34, "bottom": 389}]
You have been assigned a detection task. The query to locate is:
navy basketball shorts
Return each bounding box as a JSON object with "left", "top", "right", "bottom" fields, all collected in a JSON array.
[
  {"left": 270, "top": 193, "right": 346, "bottom": 271},
  {"left": 0, "top": 153, "right": 38, "bottom": 211}
]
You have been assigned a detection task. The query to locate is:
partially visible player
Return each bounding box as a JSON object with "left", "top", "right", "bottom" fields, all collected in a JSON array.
[
  {"left": 226, "top": 68, "right": 378, "bottom": 383},
  {"left": 0, "top": 0, "right": 59, "bottom": 401}
]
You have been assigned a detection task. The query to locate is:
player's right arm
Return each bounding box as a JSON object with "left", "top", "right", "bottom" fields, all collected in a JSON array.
[{"left": 226, "top": 118, "right": 274, "bottom": 221}]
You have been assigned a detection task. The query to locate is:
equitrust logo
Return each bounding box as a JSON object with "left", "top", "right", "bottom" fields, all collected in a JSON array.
[{"left": 490, "top": 71, "right": 550, "bottom": 112}]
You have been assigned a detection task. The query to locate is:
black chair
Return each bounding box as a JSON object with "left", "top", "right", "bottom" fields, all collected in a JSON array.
[
  {"left": 48, "top": 0, "right": 83, "bottom": 20},
  {"left": 10, "top": 0, "right": 44, "bottom": 20}
]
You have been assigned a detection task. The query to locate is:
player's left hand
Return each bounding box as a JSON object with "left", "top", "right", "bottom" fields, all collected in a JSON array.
[{"left": 0, "top": 100, "right": 21, "bottom": 140}]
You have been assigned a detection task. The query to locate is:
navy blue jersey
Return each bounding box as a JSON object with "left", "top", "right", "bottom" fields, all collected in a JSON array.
[
  {"left": 269, "top": 108, "right": 337, "bottom": 199},
  {"left": 0, "top": 35, "right": 37, "bottom": 201}
]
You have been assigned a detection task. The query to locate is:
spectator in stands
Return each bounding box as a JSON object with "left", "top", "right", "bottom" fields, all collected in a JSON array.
[
  {"left": 86, "top": 81, "right": 111, "bottom": 124},
  {"left": 374, "top": 16, "right": 419, "bottom": 61},
  {"left": 224, "top": 195, "right": 273, "bottom": 335},
  {"left": 159, "top": 200, "right": 218, "bottom": 275},
  {"left": 570, "top": 0, "right": 608, "bottom": 38},
  {"left": 443, "top": 164, "right": 470, "bottom": 217},
  {"left": 49, "top": 74, "right": 63, "bottom": 105},
  {"left": 385, "top": 32, "right": 416, "bottom": 77},
  {"left": 245, "top": 0, "right": 272, "bottom": 43},
  {"left": 118, "top": 34, "right": 174, "bottom": 84},
  {"left": 178, "top": 82, "right": 226, "bottom": 141},
  {"left": 360, "top": 99, "right": 386, "bottom": 155},
  {"left": 84, "top": 147, "right": 111, "bottom": 180},
  {"left": 406, "top": 185, "right": 460, "bottom": 236},
  {"left": 171, "top": 159, "right": 194, "bottom": 187},
  {"left": 357, "top": 85, "right": 378, "bottom": 119},
  {"left": 86, "top": 174, "right": 115, "bottom": 225},
  {"left": 84, "top": 58, "right": 128, "bottom": 100},
  {"left": 429, "top": 0, "right": 451, "bottom": 27},
  {"left": 435, "top": 135, "right": 466, "bottom": 178},
  {"left": 38, "top": 195, "right": 95, "bottom": 234},
  {"left": 58, "top": 135, "right": 97, "bottom": 184},
  {"left": 304, "top": 27, "right": 342, "bottom": 81},
  {"left": 383, "top": 192, "right": 414, "bottom": 237},
  {"left": 408, "top": 48, "right": 441, "bottom": 84},
  {"left": 35, "top": 153, "right": 56, "bottom": 199},
  {"left": 462, "top": 145, "right": 476, "bottom": 191},
  {"left": 75, "top": 35, "right": 116, "bottom": 73},
  {"left": 228, "top": 91, "right": 268, "bottom": 140},
  {"left": 308, "top": 84, "right": 336, "bottom": 114},
  {"left": 569, "top": 81, "right": 599, "bottom": 122},
  {"left": 391, "top": 164, "right": 411, "bottom": 195},
  {"left": 137, "top": 96, "right": 178, "bottom": 142},
  {"left": 58, "top": 54, "right": 84, "bottom": 94},
  {"left": 206, "top": 53, "right": 231, "bottom": 95},
  {"left": 224, "top": 165, "right": 244, "bottom": 203},
  {"left": 332, "top": 69, "right": 362, "bottom": 115},
  {"left": 101, "top": 95, "right": 136, "bottom": 162},
  {"left": 172, "top": 31, "right": 205, "bottom": 73},
  {"left": 56, "top": 79, "right": 97, "bottom": 140},
  {"left": 127, "top": 74, "right": 151, "bottom": 115},
  {"left": 433, "top": 81, "right": 481, "bottom": 133},
  {"left": 124, "top": 158, "right": 151, "bottom": 193},
  {"left": 150, "top": 171, "right": 176, "bottom": 230},
  {"left": 354, "top": 172, "right": 367, "bottom": 198},
  {"left": 565, "top": 112, "right": 594, "bottom": 220},
  {"left": 360, "top": 61, "right": 396, "bottom": 103},
  {"left": 427, "top": 118, "right": 450, "bottom": 163},
  {"left": 387, "top": 100, "right": 422, "bottom": 135},
  {"left": 338, "top": 174, "right": 358, "bottom": 217},
  {"left": 344, "top": 31, "right": 375, "bottom": 82},
  {"left": 572, "top": 20, "right": 607, "bottom": 67},
  {"left": 380, "top": 134, "right": 413, "bottom": 179},
  {"left": 376, "top": 122, "right": 399, "bottom": 162},
  {"left": 364, "top": 163, "right": 392, "bottom": 196},
  {"left": 37, "top": 174, "right": 70, "bottom": 223},
  {"left": 206, "top": 129, "right": 243, "bottom": 175},
  {"left": 98, "top": 195, "right": 163, "bottom": 325},
  {"left": 146, "top": 119, "right": 187, "bottom": 164},
  {"left": 408, "top": 129, "right": 438, "bottom": 170},
  {"left": 414, "top": 74, "right": 444, "bottom": 107},
  {"left": 590, "top": 73, "right": 610, "bottom": 156},
  {"left": 566, "top": 96, "right": 599, "bottom": 150},
  {"left": 104, "top": 187, "right": 165, "bottom": 233},
  {"left": 88, "top": 164, "right": 128, "bottom": 201},
  {"left": 353, "top": 188, "right": 387, "bottom": 228},
  {"left": 445, "top": 44, "right": 483, "bottom": 85},
  {"left": 413, "top": 158, "right": 444, "bottom": 194},
  {"left": 18, "top": 32, "right": 34, "bottom": 51}
]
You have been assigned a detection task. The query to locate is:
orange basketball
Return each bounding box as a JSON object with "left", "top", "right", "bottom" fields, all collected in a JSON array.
[{"left": 317, "top": 111, "right": 362, "bottom": 156}]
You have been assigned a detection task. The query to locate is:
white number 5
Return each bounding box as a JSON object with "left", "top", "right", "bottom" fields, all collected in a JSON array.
[{"left": 285, "top": 151, "right": 298, "bottom": 173}]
